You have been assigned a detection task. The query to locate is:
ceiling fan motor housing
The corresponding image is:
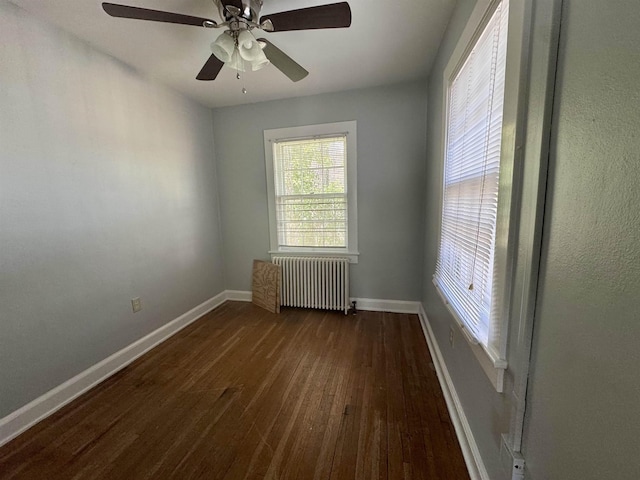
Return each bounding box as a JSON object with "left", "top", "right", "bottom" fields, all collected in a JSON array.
[
  {"left": 213, "top": 0, "right": 263, "bottom": 22},
  {"left": 246, "top": 0, "right": 264, "bottom": 20}
]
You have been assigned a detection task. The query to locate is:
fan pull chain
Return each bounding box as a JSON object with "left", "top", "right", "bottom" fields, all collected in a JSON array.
[
  {"left": 235, "top": 71, "right": 247, "bottom": 94},
  {"left": 233, "top": 35, "right": 246, "bottom": 93}
]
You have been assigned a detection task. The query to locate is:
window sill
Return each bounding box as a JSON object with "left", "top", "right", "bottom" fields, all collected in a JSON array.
[
  {"left": 432, "top": 277, "right": 507, "bottom": 393},
  {"left": 269, "top": 250, "right": 359, "bottom": 264}
]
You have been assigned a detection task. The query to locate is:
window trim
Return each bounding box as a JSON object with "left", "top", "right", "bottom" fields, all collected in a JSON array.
[
  {"left": 264, "top": 121, "right": 359, "bottom": 263},
  {"left": 435, "top": 0, "right": 530, "bottom": 392}
]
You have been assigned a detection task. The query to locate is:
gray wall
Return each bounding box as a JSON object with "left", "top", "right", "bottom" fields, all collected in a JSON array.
[
  {"left": 0, "top": 2, "right": 224, "bottom": 417},
  {"left": 523, "top": 1, "right": 640, "bottom": 478},
  {"left": 212, "top": 83, "right": 428, "bottom": 300}
]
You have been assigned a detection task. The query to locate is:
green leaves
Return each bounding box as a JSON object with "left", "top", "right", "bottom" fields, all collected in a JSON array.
[{"left": 274, "top": 136, "right": 348, "bottom": 247}]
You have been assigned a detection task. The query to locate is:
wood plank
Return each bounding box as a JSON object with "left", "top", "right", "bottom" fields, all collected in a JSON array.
[{"left": 0, "top": 303, "right": 469, "bottom": 480}]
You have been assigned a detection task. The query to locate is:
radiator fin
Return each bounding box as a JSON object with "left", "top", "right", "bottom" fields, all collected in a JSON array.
[{"left": 273, "top": 256, "right": 350, "bottom": 314}]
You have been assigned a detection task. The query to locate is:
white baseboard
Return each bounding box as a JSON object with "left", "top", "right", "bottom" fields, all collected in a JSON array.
[
  {"left": 418, "top": 304, "right": 489, "bottom": 480},
  {"left": 0, "top": 291, "right": 228, "bottom": 448},
  {"left": 225, "top": 290, "right": 252, "bottom": 302},
  {"left": 225, "top": 291, "right": 420, "bottom": 314},
  {"left": 351, "top": 297, "right": 420, "bottom": 314}
]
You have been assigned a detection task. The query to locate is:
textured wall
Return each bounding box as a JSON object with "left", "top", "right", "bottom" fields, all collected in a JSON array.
[
  {"left": 523, "top": 1, "right": 640, "bottom": 478},
  {"left": 0, "top": 2, "right": 224, "bottom": 417},
  {"left": 212, "top": 82, "right": 428, "bottom": 300}
]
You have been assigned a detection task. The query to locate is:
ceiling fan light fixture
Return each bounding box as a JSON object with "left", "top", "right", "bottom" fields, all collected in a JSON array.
[
  {"left": 228, "top": 47, "right": 246, "bottom": 72},
  {"left": 250, "top": 53, "right": 270, "bottom": 71},
  {"left": 237, "top": 29, "right": 262, "bottom": 61},
  {"left": 210, "top": 32, "right": 235, "bottom": 63}
]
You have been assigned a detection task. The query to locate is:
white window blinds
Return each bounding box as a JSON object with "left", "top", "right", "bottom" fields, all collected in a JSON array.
[
  {"left": 272, "top": 135, "right": 348, "bottom": 248},
  {"left": 434, "top": 0, "right": 509, "bottom": 347}
]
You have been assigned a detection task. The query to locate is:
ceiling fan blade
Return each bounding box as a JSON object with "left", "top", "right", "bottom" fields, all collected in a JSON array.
[
  {"left": 196, "top": 54, "right": 224, "bottom": 81},
  {"left": 258, "top": 39, "right": 309, "bottom": 82},
  {"left": 259, "top": 2, "right": 351, "bottom": 32},
  {"left": 102, "top": 3, "right": 216, "bottom": 27}
]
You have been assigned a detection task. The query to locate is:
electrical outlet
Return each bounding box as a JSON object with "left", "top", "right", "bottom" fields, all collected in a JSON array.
[
  {"left": 449, "top": 326, "right": 455, "bottom": 347},
  {"left": 131, "top": 297, "right": 142, "bottom": 313},
  {"left": 501, "top": 434, "right": 526, "bottom": 480}
]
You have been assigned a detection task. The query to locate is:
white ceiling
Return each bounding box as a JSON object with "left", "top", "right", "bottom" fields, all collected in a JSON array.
[{"left": 10, "top": 0, "right": 455, "bottom": 108}]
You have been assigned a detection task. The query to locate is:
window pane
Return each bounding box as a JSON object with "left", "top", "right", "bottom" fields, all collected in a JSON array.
[
  {"left": 435, "top": 0, "right": 509, "bottom": 346},
  {"left": 273, "top": 136, "right": 348, "bottom": 248}
]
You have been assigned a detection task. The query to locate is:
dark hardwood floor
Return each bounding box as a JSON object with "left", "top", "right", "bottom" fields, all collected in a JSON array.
[{"left": 0, "top": 301, "right": 469, "bottom": 480}]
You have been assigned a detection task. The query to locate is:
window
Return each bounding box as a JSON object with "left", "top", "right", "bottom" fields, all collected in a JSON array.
[
  {"left": 273, "top": 135, "right": 347, "bottom": 248},
  {"left": 264, "top": 121, "right": 358, "bottom": 261},
  {"left": 434, "top": 0, "right": 519, "bottom": 391}
]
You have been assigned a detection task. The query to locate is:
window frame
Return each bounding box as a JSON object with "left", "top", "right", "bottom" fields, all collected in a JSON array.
[
  {"left": 264, "top": 121, "right": 359, "bottom": 263},
  {"left": 434, "top": 0, "right": 530, "bottom": 392}
]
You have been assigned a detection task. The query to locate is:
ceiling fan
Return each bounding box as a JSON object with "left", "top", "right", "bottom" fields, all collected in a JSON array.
[{"left": 101, "top": 0, "right": 352, "bottom": 82}]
